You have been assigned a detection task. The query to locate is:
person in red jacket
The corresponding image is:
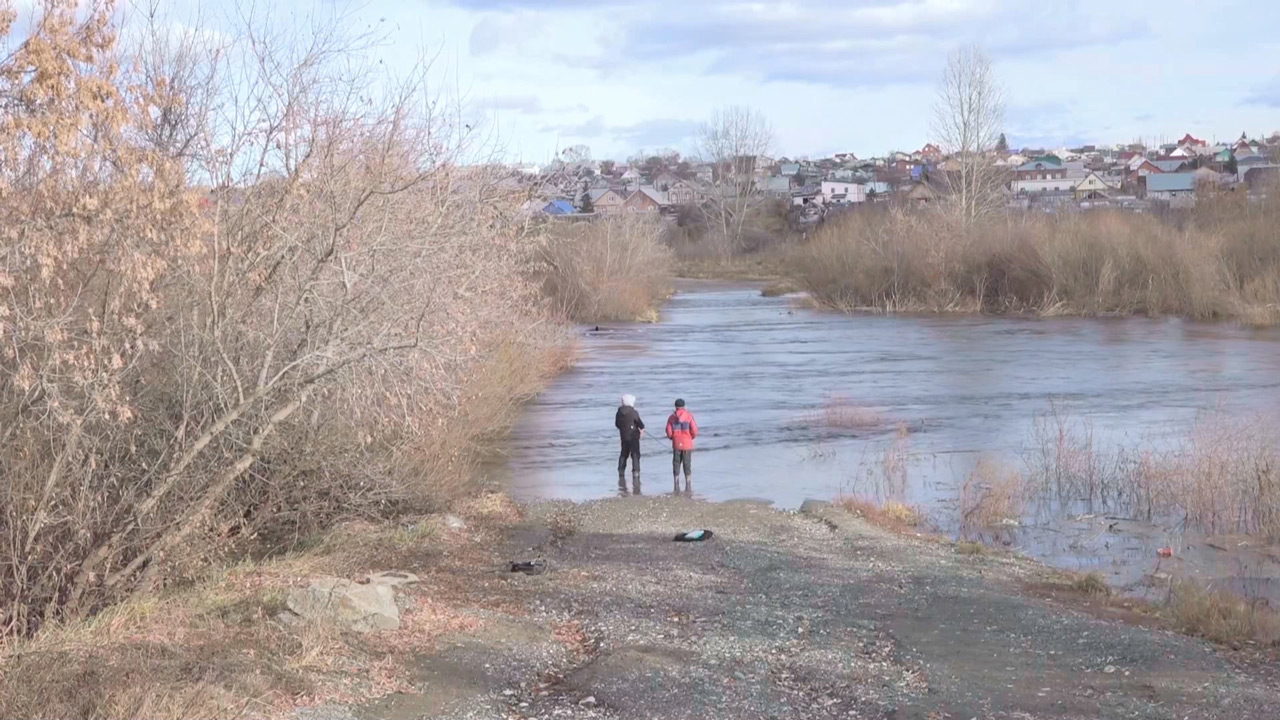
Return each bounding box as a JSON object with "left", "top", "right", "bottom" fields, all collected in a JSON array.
[{"left": 665, "top": 398, "right": 698, "bottom": 494}]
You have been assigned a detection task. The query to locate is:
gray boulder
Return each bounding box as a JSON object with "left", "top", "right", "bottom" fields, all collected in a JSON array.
[{"left": 286, "top": 576, "right": 400, "bottom": 632}]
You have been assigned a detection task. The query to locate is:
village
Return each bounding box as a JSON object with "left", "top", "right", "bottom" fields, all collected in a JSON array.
[{"left": 521, "top": 131, "right": 1280, "bottom": 220}]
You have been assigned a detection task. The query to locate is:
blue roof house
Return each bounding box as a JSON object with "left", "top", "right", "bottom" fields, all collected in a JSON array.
[{"left": 542, "top": 200, "right": 578, "bottom": 215}]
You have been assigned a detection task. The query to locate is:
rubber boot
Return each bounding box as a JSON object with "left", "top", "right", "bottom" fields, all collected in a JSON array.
[
  {"left": 618, "top": 473, "right": 628, "bottom": 496},
  {"left": 632, "top": 471, "right": 642, "bottom": 496},
  {"left": 684, "top": 475, "right": 692, "bottom": 494},
  {"left": 673, "top": 476, "right": 681, "bottom": 494}
]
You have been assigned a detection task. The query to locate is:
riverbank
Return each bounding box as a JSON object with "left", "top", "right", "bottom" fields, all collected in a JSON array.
[
  {"left": 30, "top": 495, "right": 1278, "bottom": 719},
  {"left": 10, "top": 494, "right": 1276, "bottom": 718}
]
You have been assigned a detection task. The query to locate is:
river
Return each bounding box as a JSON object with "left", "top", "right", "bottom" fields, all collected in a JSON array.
[{"left": 497, "top": 280, "right": 1280, "bottom": 599}]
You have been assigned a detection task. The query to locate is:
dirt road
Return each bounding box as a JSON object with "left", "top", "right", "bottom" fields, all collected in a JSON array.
[{"left": 338, "top": 496, "right": 1279, "bottom": 720}]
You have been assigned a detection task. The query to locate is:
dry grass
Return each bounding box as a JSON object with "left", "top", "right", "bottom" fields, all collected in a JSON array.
[
  {"left": 0, "top": 501, "right": 513, "bottom": 719},
  {"left": 789, "top": 199, "right": 1280, "bottom": 322},
  {"left": 1167, "top": 579, "right": 1280, "bottom": 648},
  {"left": 811, "top": 396, "right": 883, "bottom": 430},
  {"left": 673, "top": 248, "right": 792, "bottom": 281},
  {"left": 761, "top": 279, "right": 802, "bottom": 297},
  {"left": 1072, "top": 572, "right": 1111, "bottom": 597},
  {"left": 954, "top": 541, "right": 988, "bottom": 556},
  {"left": 1024, "top": 408, "right": 1280, "bottom": 540},
  {"left": 541, "top": 215, "right": 675, "bottom": 323},
  {"left": 837, "top": 497, "right": 927, "bottom": 531},
  {"left": 958, "top": 456, "right": 1028, "bottom": 533}
]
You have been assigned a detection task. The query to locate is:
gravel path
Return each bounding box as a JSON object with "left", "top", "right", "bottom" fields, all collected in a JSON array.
[{"left": 352, "top": 496, "right": 1280, "bottom": 720}]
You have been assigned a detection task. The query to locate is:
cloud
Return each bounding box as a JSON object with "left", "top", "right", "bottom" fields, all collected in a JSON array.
[
  {"left": 538, "top": 116, "right": 701, "bottom": 149},
  {"left": 1244, "top": 75, "right": 1280, "bottom": 107},
  {"left": 485, "top": 96, "right": 591, "bottom": 115},
  {"left": 489, "top": 94, "right": 543, "bottom": 113},
  {"left": 612, "top": 118, "right": 702, "bottom": 148},
  {"left": 540, "top": 115, "right": 608, "bottom": 138},
  {"left": 456, "top": 0, "right": 1149, "bottom": 88}
]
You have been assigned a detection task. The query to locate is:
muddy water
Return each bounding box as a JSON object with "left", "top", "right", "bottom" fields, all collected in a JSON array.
[{"left": 498, "top": 281, "right": 1280, "bottom": 598}]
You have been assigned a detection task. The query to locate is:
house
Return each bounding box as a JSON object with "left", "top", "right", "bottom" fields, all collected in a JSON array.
[
  {"left": 791, "top": 184, "right": 823, "bottom": 207},
  {"left": 1130, "top": 158, "right": 1188, "bottom": 179},
  {"left": 1178, "top": 133, "right": 1207, "bottom": 147},
  {"left": 666, "top": 179, "right": 698, "bottom": 205},
  {"left": 1073, "top": 171, "right": 1116, "bottom": 200},
  {"left": 820, "top": 180, "right": 866, "bottom": 204},
  {"left": 1013, "top": 177, "right": 1076, "bottom": 194},
  {"left": 1143, "top": 172, "right": 1197, "bottom": 202},
  {"left": 622, "top": 187, "right": 666, "bottom": 212},
  {"left": 778, "top": 162, "right": 801, "bottom": 177},
  {"left": 912, "top": 143, "right": 943, "bottom": 162},
  {"left": 759, "top": 175, "right": 792, "bottom": 198},
  {"left": 694, "top": 165, "right": 714, "bottom": 184},
  {"left": 1237, "top": 155, "right": 1278, "bottom": 182},
  {"left": 651, "top": 172, "right": 682, "bottom": 190},
  {"left": 864, "top": 181, "right": 891, "bottom": 199},
  {"left": 541, "top": 200, "right": 577, "bottom": 216},
  {"left": 588, "top": 187, "right": 626, "bottom": 215},
  {"left": 1015, "top": 156, "right": 1066, "bottom": 180}
]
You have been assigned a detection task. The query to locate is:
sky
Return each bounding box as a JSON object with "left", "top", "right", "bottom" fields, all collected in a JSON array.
[{"left": 31, "top": 0, "right": 1280, "bottom": 162}]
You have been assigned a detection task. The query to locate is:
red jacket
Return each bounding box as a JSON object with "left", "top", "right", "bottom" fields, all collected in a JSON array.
[{"left": 665, "top": 408, "right": 698, "bottom": 451}]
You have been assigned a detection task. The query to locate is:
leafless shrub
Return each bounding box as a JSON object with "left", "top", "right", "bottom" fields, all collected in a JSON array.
[
  {"left": 958, "top": 456, "right": 1027, "bottom": 532},
  {"left": 540, "top": 214, "right": 674, "bottom": 322},
  {"left": 790, "top": 202, "right": 1280, "bottom": 323},
  {"left": 0, "top": 2, "right": 566, "bottom": 639},
  {"left": 1072, "top": 572, "right": 1111, "bottom": 597}
]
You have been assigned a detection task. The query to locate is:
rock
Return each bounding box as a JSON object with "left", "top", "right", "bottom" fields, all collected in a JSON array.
[
  {"left": 275, "top": 610, "right": 303, "bottom": 627},
  {"left": 444, "top": 514, "right": 467, "bottom": 531},
  {"left": 1103, "top": 665, "right": 1117, "bottom": 674},
  {"left": 365, "top": 570, "right": 420, "bottom": 587},
  {"left": 578, "top": 696, "right": 597, "bottom": 707},
  {"left": 286, "top": 576, "right": 400, "bottom": 632},
  {"left": 799, "top": 499, "right": 831, "bottom": 515}
]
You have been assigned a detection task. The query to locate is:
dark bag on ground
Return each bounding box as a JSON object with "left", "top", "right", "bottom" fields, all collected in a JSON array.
[{"left": 673, "top": 529, "right": 713, "bottom": 542}]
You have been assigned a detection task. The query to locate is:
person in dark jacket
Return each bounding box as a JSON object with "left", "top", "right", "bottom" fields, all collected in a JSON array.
[
  {"left": 665, "top": 398, "right": 698, "bottom": 493},
  {"left": 615, "top": 394, "right": 645, "bottom": 494}
]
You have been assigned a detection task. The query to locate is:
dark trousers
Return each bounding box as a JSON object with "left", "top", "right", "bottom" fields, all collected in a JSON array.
[
  {"left": 618, "top": 436, "right": 641, "bottom": 473},
  {"left": 672, "top": 449, "right": 692, "bottom": 478}
]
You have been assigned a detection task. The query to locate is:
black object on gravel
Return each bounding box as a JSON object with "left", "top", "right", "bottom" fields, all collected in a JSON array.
[
  {"left": 509, "top": 559, "right": 547, "bottom": 574},
  {"left": 673, "top": 529, "right": 714, "bottom": 542}
]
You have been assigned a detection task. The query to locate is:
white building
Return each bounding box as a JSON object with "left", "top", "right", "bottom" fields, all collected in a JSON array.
[
  {"left": 1011, "top": 178, "right": 1075, "bottom": 194},
  {"left": 820, "top": 180, "right": 866, "bottom": 204}
]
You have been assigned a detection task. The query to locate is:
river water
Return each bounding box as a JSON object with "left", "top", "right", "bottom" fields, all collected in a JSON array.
[{"left": 498, "top": 281, "right": 1280, "bottom": 598}]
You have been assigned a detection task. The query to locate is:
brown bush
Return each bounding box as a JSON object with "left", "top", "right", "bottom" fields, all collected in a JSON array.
[
  {"left": 0, "top": 2, "right": 567, "bottom": 639},
  {"left": 541, "top": 214, "right": 674, "bottom": 322},
  {"left": 790, "top": 201, "right": 1280, "bottom": 322},
  {"left": 1168, "top": 579, "right": 1280, "bottom": 648},
  {"left": 810, "top": 395, "right": 882, "bottom": 430},
  {"left": 958, "top": 456, "right": 1027, "bottom": 532}
]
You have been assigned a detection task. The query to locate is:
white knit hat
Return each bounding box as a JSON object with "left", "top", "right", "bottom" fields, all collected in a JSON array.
[{"left": 620, "top": 394, "right": 636, "bottom": 407}]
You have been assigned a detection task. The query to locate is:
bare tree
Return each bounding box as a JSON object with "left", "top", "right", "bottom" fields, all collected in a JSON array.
[
  {"left": 696, "top": 105, "right": 773, "bottom": 253},
  {"left": 932, "top": 45, "right": 1007, "bottom": 223},
  {"left": 0, "top": 0, "right": 553, "bottom": 636}
]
